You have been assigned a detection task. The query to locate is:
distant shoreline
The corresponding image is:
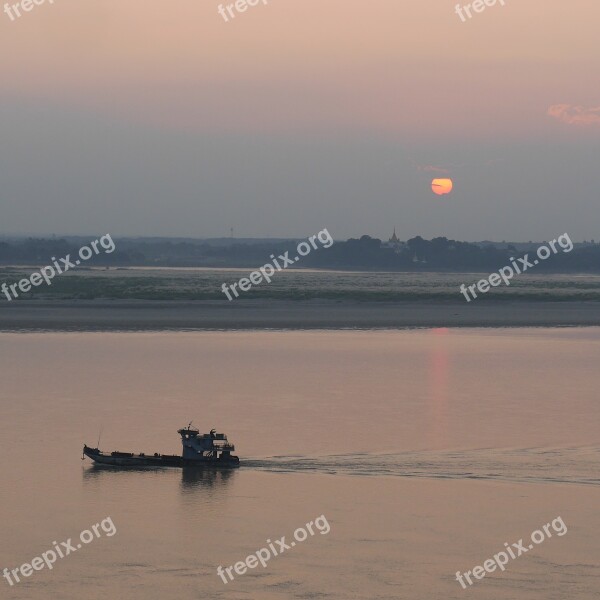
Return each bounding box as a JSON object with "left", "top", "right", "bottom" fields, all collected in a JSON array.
[{"left": 2, "top": 299, "right": 600, "bottom": 332}]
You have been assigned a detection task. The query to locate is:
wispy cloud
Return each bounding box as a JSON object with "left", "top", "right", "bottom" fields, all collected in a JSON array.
[
  {"left": 547, "top": 104, "right": 600, "bottom": 126},
  {"left": 408, "top": 158, "right": 451, "bottom": 174},
  {"left": 418, "top": 165, "right": 451, "bottom": 174}
]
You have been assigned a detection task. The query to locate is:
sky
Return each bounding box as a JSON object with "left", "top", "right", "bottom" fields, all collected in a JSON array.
[{"left": 0, "top": 0, "right": 599, "bottom": 241}]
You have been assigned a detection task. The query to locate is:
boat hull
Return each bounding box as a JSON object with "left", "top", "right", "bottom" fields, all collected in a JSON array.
[{"left": 83, "top": 445, "right": 240, "bottom": 469}]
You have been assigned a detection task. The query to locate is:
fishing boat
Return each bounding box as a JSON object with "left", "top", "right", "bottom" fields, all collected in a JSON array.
[{"left": 82, "top": 424, "right": 240, "bottom": 468}]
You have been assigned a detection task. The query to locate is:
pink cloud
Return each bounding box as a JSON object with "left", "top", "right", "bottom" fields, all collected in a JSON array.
[{"left": 547, "top": 104, "right": 600, "bottom": 126}]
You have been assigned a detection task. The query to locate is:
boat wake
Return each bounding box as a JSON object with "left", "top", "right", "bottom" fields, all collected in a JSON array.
[{"left": 244, "top": 446, "right": 600, "bottom": 486}]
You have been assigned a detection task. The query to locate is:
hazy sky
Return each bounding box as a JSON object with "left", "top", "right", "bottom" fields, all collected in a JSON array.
[{"left": 1, "top": 0, "right": 598, "bottom": 240}]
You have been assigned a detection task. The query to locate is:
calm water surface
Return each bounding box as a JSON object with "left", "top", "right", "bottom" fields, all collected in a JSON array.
[{"left": 0, "top": 329, "right": 599, "bottom": 599}]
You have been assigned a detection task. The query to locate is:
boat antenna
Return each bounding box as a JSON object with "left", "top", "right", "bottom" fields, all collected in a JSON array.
[{"left": 96, "top": 426, "right": 103, "bottom": 449}]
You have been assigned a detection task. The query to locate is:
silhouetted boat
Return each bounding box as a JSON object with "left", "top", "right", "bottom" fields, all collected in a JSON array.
[{"left": 82, "top": 424, "right": 240, "bottom": 468}]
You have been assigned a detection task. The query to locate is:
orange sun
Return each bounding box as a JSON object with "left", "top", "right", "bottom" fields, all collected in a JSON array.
[{"left": 431, "top": 178, "right": 453, "bottom": 196}]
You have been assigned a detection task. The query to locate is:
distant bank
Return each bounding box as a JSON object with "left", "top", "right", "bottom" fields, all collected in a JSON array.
[
  {"left": 3, "top": 234, "right": 600, "bottom": 272},
  {"left": 2, "top": 299, "right": 600, "bottom": 331}
]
